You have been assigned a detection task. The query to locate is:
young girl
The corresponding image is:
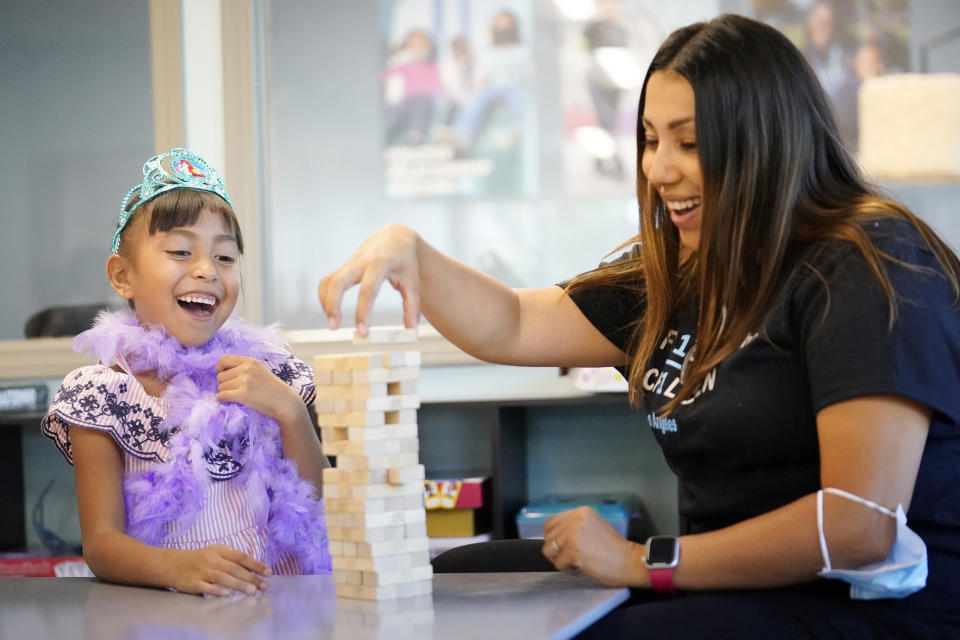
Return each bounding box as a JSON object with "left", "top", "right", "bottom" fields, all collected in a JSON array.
[{"left": 43, "top": 148, "right": 331, "bottom": 596}]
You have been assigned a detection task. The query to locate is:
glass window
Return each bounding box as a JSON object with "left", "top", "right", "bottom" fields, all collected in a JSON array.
[
  {"left": 262, "top": 1, "right": 724, "bottom": 330},
  {"left": 262, "top": 0, "right": 960, "bottom": 332},
  {"left": 0, "top": 0, "right": 154, "bottom": 340}
]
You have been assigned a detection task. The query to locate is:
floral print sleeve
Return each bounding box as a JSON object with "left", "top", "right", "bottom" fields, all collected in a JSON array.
[
  {"left": 41, "top": 365, "right": 169, "bottom": 465},
  {"left": 268, "top": 353, "right": 316, "bottom": 407}
]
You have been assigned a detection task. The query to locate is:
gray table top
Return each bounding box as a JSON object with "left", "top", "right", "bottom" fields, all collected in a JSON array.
[{"left": 0, "top": 572, "right": 629, "bottom": 640}]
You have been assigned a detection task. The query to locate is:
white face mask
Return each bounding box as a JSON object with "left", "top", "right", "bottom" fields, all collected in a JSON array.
[{"left": 816, "top": 487, "right": 928, "bottom": 600}]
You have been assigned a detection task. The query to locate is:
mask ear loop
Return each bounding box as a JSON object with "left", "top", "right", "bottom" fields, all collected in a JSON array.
[{"left": 817, "top": 487, "right": 897, "bottom": 572}]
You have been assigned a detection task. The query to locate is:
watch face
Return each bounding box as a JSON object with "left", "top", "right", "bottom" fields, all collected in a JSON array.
[{"left": 646, "top": 536, "right": 679, "bottom": 566}]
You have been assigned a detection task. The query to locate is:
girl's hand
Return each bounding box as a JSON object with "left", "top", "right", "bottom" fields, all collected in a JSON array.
[
  {"left": 317, "top": 223, "right": 421, "bottom": 336},
  {"left": 542, "top": 506, "right": 647, "bottom": 588},
  {"left": 168, "top": 545, "right": 271, "bottom": 597},
  {"left": 215, "top": 355, "right": 302, "bottom": 425}
]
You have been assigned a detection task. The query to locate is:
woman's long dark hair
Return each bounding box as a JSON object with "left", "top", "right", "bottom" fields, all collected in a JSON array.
[{"left": 567, "top": 14, "right": 960, "bottom": 412}]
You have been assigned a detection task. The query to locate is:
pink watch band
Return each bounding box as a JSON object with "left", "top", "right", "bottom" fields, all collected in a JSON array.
[{"left": 648, "top": 567, "right": 676, "bottom": 594}]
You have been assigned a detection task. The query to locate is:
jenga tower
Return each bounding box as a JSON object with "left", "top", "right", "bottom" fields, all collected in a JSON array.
[{"left": 316, "top": 326, "right": 433, "bottom": 600}]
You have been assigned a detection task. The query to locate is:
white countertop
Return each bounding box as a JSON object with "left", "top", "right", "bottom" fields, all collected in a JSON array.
[{"left": 0, "top": 572, "right": 629, "bottom": 640}]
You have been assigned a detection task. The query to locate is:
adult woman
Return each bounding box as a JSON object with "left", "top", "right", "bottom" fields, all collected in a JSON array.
[{"left": 319, "top": 15, "right": 960, "bottom": 637}]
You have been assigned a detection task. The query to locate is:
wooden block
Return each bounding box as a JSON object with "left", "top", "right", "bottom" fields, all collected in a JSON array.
[
  {"left": 362, "top": 564, "right": 433, "bottom": 587},
  {"left": 325, "top": 497, "right": 388, "bottom": 514},
  {"left": 355, "top": 394, "right": 421, "bottom": 412},
  {"left": 314, "top": 353, "right": 386, "bottom": 370},
  {"left": 324, "top": 483, "right": 344, "bottom": 499},
  {"left": 386, "top": 351, "right": 421, "bottom": 367},
  {"left": 336, "top": 452, "right": 420, "bottom": 471},
  {"left": 313, "top": 349, "right": 423, "bottom": 371},
  {"left": 405, "top": 521, "right": 427, "bottom": 539},
  {"left": 326, "top": 485, "right": 415, "bottom": 506},
  {"left": 315, "top": 410, "right": 385, "bottom": 427},
  {"left": 329, "top": 540, "right": 343, "bottom": 556},
  {"left": 385, "top": 408, "right": 417, "bottom": 424},
  {"left": 402, "top": 492, "right": 425, "bottom": 509},
  {"left": 387, "top": 379, "right": 418, "bottom": 396},
  {"left": 322, "top": 467, "right": 340, "bottom": 484},
  {"left": 323, "top": 467, "right": 389, "bottom": 485},
  {"left": 345, "top": 479, "right": 424, "bottom": 499},
  {"left": 347, "top": 423, "right": 418, "bottom": 442},
  {"left": 324, "top": 436, "right": 419, "bottom": 458},
  {"left": 357, "top": 536, "right": 430, "bottom": 558},
  {"left": 328, "top": 524, "right": 406, "bottom": 543},
  {"left": 315, "top": 382, "right": 388, "bottom": 398},
  {"left": 353, "top": 326, "right": 419, "bottom": 344},
  {"left": 320, "top": 426, "right": 347, "bottom": 444},
  {"left": 353, "top": 366, "right": 420, "bottom": 384},
  {"left": 330, "top": 507, "right": 425, "bottom": 530},
  {"left": 333, "top": 550, "right": 430, "bottom": 572},
  {"left": 314, "top": 368, "right": 333, "bottom": 385},
  {"left": 387, "top": 464, "right": 425, "bottom": 486},
  {"left": 333, "top": 568, "right": 363, "bottom": 585},
  {"left": 314, "top": 397, "right": 347, "bottom": 414},
  {"left": 332, "top": 369, "right": 353, "bottom": 384},
  {"left": 325, "top": 493, "right": 421, "bottom": 514},
  {"left": 316, "top": 394, "right": 420, "bottom": 414},
  {"left": 381, "top": 494, "right": 408, "bottom": 511}
]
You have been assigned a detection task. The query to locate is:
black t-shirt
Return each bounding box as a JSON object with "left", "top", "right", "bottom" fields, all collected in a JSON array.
[{"left": 568, "top": 219, "right": 960, "bottom": 610}]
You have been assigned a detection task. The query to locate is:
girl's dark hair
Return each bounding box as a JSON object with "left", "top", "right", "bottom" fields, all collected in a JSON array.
[
  {"left": 567, "top": 14, "right": 960, "bottom": 412},
  {"left": 117, "top": 189, "right": 244, "bottom": 257}
]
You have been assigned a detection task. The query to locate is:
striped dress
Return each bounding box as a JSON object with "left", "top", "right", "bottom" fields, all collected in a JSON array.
[{"left": 42, "top": 354, "right": 318, "bottom": 575}]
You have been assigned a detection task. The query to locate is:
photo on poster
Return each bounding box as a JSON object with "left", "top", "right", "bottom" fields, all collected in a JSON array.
[
  {"left": 556, "top": 0, "right": 658, "bottom": 195},
  {"left": 554, "top": 1, "right": 720, "bottom": 196},
  {"left": 753, "top": 0, "right": 910, "bottom": 153},
  {"left": 379, "top": 0, "right": 536, "bottom": 198}
]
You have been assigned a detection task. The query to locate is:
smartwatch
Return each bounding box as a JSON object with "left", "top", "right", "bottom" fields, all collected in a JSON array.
[{"left": 645, "top": 535, "right": 680, "bottom": 594}]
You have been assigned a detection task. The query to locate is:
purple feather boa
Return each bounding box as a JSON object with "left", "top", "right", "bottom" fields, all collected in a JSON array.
[{"left": 73, "top": 310, "right": 330, "bottom": 574}]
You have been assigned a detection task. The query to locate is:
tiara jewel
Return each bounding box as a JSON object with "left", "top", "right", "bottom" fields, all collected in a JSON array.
[{"left": 112, "top": 148, "right": 232, "bottom": 254}]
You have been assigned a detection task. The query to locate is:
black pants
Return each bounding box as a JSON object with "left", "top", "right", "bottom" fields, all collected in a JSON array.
[{"left": 575, "top": 583, "right": 958, "bottom": 640}]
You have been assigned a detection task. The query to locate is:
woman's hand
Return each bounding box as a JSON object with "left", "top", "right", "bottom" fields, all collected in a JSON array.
[
  {"left": 317, "top": 225, "right": 626, "bottom": 367},
  {"left": 215, "top": 355, "right": 303, "bottom": 425},
  {"left": 167, "top": 545, "right": 272, "bottom": 597},
  {"left": 542, "top": 506, "right": 647, "bottom": 588},
  {"left": 317, "top": 223, "right": 421, "bottom": 336}
]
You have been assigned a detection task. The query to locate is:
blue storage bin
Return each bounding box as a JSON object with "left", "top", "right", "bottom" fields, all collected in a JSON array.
[{"left": 516, "top": 495, "right": 634, "bottom": 539}]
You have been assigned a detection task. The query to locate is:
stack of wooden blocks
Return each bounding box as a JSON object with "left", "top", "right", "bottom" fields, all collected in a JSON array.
[{"left": 316, "top": 327, "right": 434, "bottom": 600}]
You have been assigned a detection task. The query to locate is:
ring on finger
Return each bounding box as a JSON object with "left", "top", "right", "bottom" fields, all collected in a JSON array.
[{"left": 551, "top": 539, "right": 561, "bottom": 553}]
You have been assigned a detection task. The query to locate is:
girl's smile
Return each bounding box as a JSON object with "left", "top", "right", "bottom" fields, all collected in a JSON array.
[{"left": 176, "top": 292, "right": 220, "bottom": 319}]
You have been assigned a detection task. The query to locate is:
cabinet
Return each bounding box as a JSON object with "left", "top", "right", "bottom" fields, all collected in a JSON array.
[
  {"left": 0, "top": 414, "right": 27, "bottom": 550},
  {"left": 418, "top": 392, "right": 677, "bottom": 540}
]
